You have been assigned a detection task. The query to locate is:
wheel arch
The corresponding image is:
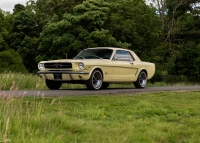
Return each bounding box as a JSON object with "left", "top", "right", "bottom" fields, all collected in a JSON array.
[
  {"left": 92, "top": 67, "right": 104, "bottom": 80},
  {"left": 89, "top": 66, "right": 104, "bottom": 79},
  {"left": 138, "top": 68, "right": 148, "bottom": 78},
  {"left": 86, "top": 66, "right": 104, "bottom": 81}
]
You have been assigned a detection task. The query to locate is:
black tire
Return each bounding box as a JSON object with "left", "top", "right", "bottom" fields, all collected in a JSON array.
[
  {"left": 86, "top": 69, "right": 103, "bottom": 90},
  {"left": 134, "top": 71, "right": 147, "bottom": 88},
  {"left": 45, "top": 80, "right": 62, "bottom": 90},
  {"left": 101, "top": 82, "right": 110, "bottom": 89}
]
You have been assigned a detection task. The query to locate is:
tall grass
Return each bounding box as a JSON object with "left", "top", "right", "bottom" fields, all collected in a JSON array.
[
  {"left": 0, "top": 72, "right": 198, "bottom": 91},
  {"left": 0, "top": 89, "right": 200, "bottom": 142},
  {"left": 0, "top": 72, "right": 86, "bottom": 90},
  {"left": 0, "top": 72, "right": 45, "bottom": 90}
]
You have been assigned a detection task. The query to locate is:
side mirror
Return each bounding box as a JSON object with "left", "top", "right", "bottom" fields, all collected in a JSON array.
[{"left": 113, "top": 56, "right": 117, "bottom": 61}]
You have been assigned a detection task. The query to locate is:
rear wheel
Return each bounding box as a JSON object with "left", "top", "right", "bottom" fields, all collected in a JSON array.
[
  {"left": 45, "top": 80, "right": 62, "bottom": 89},
  {"left": 101, "top": 82, "right": 110, "bottom": 89},
  {"left": 134, "top": 71, "right": 147, "bottom": 88},
  {"left": 86, "top": 69, "right": 102, "bottom": 90}
]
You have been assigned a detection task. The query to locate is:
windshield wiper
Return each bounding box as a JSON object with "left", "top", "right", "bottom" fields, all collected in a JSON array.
[
  {"left": 79, "top": 56, "right": 85, "bottom": 59},
  {"left": 95, "top": 56, "right": 103, "bottom": 59}
]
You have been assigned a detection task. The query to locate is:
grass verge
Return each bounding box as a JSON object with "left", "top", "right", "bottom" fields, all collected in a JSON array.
[
  {"left": 0, "top": 72, "right": 199, "bottom": 90},
  {"left": 0, "top": 90, "right": 200, "bottom": 142}
]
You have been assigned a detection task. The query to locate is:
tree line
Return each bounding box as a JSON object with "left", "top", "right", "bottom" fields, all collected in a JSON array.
[{"left": 0, "top": 0, "right": 200, "bottom": 82}]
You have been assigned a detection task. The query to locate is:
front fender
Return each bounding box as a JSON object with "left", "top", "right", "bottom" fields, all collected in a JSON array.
[{"left": 85, "top": 66, "right": 104, "bottom": 80}]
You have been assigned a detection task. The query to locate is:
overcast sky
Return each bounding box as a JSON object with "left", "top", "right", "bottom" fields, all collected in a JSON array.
[{"left": 0, "top": 0, "right": 28, "bottom": 12}]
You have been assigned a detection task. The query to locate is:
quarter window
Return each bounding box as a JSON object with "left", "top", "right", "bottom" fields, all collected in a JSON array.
[{"left": 113, "top": 50, "right": 134, "bottom": 61}]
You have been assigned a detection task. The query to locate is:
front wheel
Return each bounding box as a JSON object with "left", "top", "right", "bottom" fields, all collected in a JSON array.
[
  {"left": 45, "top": 80, "right": 62, "bottom": 90},
  {"left": 134, "top": 71, "right": 147, "bottom": 88},
  {"left": 86, "top": 69, "right": 103, "bottom": 90}
]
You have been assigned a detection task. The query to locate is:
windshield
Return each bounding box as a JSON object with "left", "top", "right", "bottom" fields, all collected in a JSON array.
[{"left": 75, "top": 49, "right": 113, "bottom": 60}]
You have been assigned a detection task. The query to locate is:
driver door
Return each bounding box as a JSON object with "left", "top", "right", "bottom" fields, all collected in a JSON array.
[{"left": 111, "top": 50, "right": 137, "bottom": 81}]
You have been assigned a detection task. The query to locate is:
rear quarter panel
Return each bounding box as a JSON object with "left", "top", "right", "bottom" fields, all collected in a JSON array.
[{"left": 135, "top": 61, "right": 155, "bottom": 80}]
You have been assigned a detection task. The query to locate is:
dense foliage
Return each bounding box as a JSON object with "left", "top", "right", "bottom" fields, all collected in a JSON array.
[
  {"left": 0, "top": 0, "right": 200, "bottom": 82},
  {"left": 0, "top": 49, "right": 27, "bottom": 73}
]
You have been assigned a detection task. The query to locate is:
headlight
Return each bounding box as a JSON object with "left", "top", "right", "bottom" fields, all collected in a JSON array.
[
  {"left": 78, "top": 62, "right": 84, "bottom": 70},
  {"left": 39, "top": 63, "right": 45, "bottom": 70}
]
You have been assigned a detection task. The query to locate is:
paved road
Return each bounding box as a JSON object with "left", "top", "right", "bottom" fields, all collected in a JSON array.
[{"left": 0, "top": 86, "right": 200, "bottom": 96}]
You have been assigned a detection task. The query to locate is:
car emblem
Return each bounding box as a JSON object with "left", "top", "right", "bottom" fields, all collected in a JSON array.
[{"left": 53, "top": 63, "right": 61, "bottom": 68}]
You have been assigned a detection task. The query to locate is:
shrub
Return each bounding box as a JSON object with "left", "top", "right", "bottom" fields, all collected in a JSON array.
[{"left": 0, "top": 49, "right": 27, "bottom": 73}]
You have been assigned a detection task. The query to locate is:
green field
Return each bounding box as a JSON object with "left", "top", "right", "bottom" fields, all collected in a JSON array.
[
  {"left": 0, "top": 72, "right": 200, "bottom": 142},
  {"left": 0, "top": 90, "right": 200, "bottom": 143}
]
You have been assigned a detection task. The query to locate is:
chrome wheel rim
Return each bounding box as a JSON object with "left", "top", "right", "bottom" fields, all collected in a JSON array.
[
  {"left": 139, "top": 72, "right": 147, "bottom": 87},
  {"left": 92, "top": 71, "right": 102, "bottom": 89}
]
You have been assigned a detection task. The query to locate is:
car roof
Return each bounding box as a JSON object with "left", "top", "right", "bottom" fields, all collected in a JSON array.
[{"left": 86, "top": 47, "right": 129, "bottom": 51}]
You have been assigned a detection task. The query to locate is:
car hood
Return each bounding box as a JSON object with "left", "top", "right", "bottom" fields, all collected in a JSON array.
[{"left": 40, "top": 59, "right": 109, "bottom": 63}]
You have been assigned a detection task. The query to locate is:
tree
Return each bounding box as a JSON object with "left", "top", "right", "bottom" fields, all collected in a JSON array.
[
  {"left": 0, "top": 10, "right": 9, "bottom": 51},
  {"left": 37, "top": 0, "right": 129, "bottom": 61},
  {"left": 149, "top": 0, "right": 200, "bottom": 81},
  {"left": 0, "top": 49, "right": 27, "bottom": 73},
  {"left": 26, "top": 0, "right": 84, "bottom": 32},
  {"left": 7, "top": 0, "right": 86, "bottom": 72},
  {"left": 106, "top": 0, "right": 161, "bottom": 61},
  {"left": 20, "top": 36, "right": 39, "bottom": 72},
  {"left": 13, "top": 4, "right": 25, "bottom": 14},
  {"left": 9, "top": 10, "right": 39, "bottom": 72}
]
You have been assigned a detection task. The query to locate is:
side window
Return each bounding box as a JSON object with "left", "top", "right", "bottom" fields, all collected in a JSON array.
[{"left": 113, "top": 50, "right": 133, "bottom": 61}]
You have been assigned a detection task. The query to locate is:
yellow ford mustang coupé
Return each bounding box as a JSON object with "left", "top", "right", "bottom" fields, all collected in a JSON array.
[{"left": 37, "top": 47, "right": 155, "bottom": 90}]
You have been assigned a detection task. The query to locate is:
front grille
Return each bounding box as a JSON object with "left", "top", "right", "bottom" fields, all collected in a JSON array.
[{"left": 44, "top": 63, "right": 72, "bottom": 69}]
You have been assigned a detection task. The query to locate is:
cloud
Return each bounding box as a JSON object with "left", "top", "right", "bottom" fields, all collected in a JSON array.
[{"left": 0, "top": 0, "right": 27, "bottom": 12}]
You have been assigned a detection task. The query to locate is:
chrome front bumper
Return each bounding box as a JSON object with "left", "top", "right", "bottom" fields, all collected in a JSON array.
[{"left": 37, "top": 71, "right": 90, "bottom": 81}]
